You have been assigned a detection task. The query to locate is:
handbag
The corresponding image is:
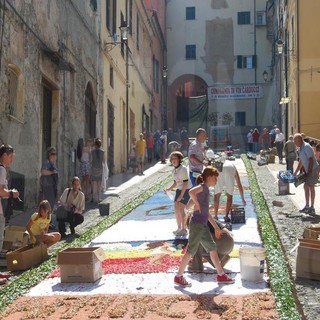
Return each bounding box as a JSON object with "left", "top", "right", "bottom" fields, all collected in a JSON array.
[
  {"left": 55, "top": 205, "right": 68, "bottom": 220},
  {"left": 55, "top": 188, "right": 72, "bottom": 220},
  {"left": 294, "top": 172, "right": 307, "bottom": 188}
]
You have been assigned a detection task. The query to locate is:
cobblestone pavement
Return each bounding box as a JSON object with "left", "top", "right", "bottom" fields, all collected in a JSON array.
[{"left": 252, "top": 159, "right": 320, "bottom": 320}]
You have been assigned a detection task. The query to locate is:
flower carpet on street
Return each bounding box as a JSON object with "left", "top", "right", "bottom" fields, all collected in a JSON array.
[{"left": 0, "top": 160, "right": 280, "bottom": 319}]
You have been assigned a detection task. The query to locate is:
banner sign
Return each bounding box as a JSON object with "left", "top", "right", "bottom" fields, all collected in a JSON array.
[{"left": 208, "top": 85, "right": 263, "bottom": 100}]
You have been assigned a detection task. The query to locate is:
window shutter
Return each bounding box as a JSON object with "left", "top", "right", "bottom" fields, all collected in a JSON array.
[
  {"left": 237, "top": 56, "right": 243, "bottom": 68},
  {"left": 252, "top": 55, "right": 257, "bottom": 68}
]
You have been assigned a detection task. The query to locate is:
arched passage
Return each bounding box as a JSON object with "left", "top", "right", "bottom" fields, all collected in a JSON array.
[{"left": 168, "top": 74, "right": 208, "bottom": 131}]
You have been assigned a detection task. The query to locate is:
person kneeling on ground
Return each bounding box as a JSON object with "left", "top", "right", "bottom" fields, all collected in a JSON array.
[
  {"left": 58, "top": 176, "right": 85, "bottom": 238},
  {"left": 26, "top": 200, "right": 61, "bottom": 247},
  {"left": 187, "top": 215, "right": 234, "bottom": 272}
]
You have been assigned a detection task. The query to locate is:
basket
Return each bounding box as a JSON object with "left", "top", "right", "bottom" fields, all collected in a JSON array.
[{"left": 231, "top": 208, "right": 245, "bottom": 224}]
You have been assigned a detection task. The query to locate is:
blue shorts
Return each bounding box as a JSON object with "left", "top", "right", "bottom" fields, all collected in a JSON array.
[{"left": 174, "top": 189, "right": 190, "bottom": 205}]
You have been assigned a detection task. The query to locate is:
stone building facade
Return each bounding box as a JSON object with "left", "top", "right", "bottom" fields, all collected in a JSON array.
[
  {"left": 166, "top": 0, "right": 278, "bottom": 150},
  {"left": 0, "top": 0, "right": 102, "bottom": 207}
]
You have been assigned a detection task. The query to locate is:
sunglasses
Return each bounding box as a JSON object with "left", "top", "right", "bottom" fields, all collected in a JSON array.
[{"left": 0, "top": 144, "right": 14, "bottom": 156}]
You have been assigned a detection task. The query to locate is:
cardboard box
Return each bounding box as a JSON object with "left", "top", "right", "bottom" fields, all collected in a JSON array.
[
  {"left": 57, "top": 247, "right": 105, "bottom": 283},
  {"left": 296, "top": 241, "right": 320, "bottom": 280},
  {"left": 267, "top": 154, "right": 275, "bottom": 163},
  {"left": 3, "top": 225, "right": 28, "bottom": 251},
  {"left": 303, "top": 227, "right": 320, "bottom": 240},
  {"left": 6, "top": 244, "right": 49, "bottom": 271}
]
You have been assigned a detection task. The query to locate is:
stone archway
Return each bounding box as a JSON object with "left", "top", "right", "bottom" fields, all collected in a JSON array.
[{"left": 168, "top": 74, "right": 208, "bottom": 132}]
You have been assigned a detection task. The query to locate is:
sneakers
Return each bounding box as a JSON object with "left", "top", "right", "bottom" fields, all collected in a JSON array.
[
  {"left": 172, "top": 229, "right": 181, "bottom": 235},
  {"left": 217, "top": 273, "right": 234, "bottom": 284},
  {"left": 175, "top": 229, "right": 188, "bottom": 237},
  {"left": 174, "top": 275, "right": 191, "bottom": 287},
  {"left": 306, "top": 207, "right": 316, "bottom": 215},
  {"left": 299, "top": 206, "right": 309, "bottom": 213}
]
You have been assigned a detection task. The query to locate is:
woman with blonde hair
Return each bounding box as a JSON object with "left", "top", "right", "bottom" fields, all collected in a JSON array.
[{"left": 26, "top": 200, "right": 61, "bottom": 247}]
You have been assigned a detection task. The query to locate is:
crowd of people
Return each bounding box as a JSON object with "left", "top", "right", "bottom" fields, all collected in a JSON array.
[{"left": 128, "top": 127, "right": 189, "bottom": 174}]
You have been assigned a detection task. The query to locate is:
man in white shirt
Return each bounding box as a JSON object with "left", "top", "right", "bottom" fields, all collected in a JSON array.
[{"left": 274, "top": 128, "right": 285, "bottom": 164}]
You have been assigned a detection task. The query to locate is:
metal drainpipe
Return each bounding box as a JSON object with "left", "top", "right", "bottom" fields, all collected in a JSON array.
[
  {"left": 125, "top": 0, "right": 129, "bottom": 169},
  {"left": 297, "top": 0, "right": 300, "bottom": 132},
  {"left": 254, "top": 0, "right": 258, "bottom": 127}
]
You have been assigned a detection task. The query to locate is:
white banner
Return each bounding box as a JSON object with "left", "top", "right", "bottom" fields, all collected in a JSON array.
[{"left": 208, "top": 85, "right": 263, "bottom": 100}]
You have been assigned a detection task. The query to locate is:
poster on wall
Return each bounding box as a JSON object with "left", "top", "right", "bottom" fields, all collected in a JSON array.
[{"left": 207, "top": 85, "right": 263, "bottom": 100}]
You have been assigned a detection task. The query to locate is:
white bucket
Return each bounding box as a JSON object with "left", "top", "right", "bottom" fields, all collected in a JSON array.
[{"left": 239, "top": 246, "right": 266, "bottom": 281}]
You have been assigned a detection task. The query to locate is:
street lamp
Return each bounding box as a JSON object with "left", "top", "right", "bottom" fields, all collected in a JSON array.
[
  {"left": 119, "top": 21, "right": 129, "bottom": 41},
  {"left": 162, "top": 66, "right": 168, "bottom": 130},
  {"left": 263, "top": 70, "right": 268, "bottom": 82},
  {"left": 276, "top": 39, "right": 284, "bottom": 55},
  {"left": 104, "top": 21, "right": 129, "bottom": 51},
  {"left": 162, "top": 66, "right": 168, "bottom": 78}
]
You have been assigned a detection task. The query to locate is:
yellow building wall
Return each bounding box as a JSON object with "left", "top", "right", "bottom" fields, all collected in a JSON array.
[
  {"left": 297, "top": 0, "right": 320, "bottom": 139},
  {"left": 100, "top": 1, "right": 127, "bottom": 173}
]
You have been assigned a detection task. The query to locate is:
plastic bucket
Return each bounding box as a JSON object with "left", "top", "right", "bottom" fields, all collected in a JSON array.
[{"left": 239, "top": 247, "right": 266, "bottom": 281}]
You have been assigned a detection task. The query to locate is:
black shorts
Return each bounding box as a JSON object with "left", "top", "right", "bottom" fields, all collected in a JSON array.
[{"left": 174, "top": 189, "right": 190, "bottom": 205}]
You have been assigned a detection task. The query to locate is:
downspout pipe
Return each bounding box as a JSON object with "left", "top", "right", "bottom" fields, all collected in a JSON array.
[{"left": 297, "top": 0, "right": 300, "bottom": 132}]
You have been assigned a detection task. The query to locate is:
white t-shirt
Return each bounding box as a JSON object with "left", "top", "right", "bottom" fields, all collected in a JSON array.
[
  {"left": 214, "top": 161, "right": 236, "bottom": 195},
  {"left": 0, "top": 166, "right": 8, "bottom": 215},
  {"left": 173, "top": 165, "right": 192, "bottom": 190}
]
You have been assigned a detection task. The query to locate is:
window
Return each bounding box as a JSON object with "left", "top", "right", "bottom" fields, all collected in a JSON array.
[
  {"left": 237, "top": 55, "right": 256, "bottom": 69},
  {"left": 129, "top": 0, "right": 133, "bottom": 35},
  {"left": 8, "top": 68, "right": 18, "bottom": 116},
  {"left": 186, "top": 7, "right": 195, "bottom": 20},
  {"left": 153, "top": 57, "right": 159, "bottom": 93},
  {"left": 136, "top": 14, "right": 140, "bottom": 50},
  {"left": 106, "top": 0, "right": 117, "bottom": 36},
  {"left": 120, "top": 11, "right": 125, "bottom": 57},
  {"left": 291, "top": 16, "right": 295, "bottom": 51},
  {"left": 256, "top": 11, "right": 266, "bottom": 26},
  {"left": 90, "top": 0, "right": 97, "bottom": 12},
  {"left": 186, "top": 45, "right": 196, "bottom": 60},
  {"left": 238, "top": 11, "right": 250, "bottom": 25},
  {"left": 7, "top": 64, "right": 24, "bottom": 121},
  {"left": 110, "top": 66, "right": 114, "bottom": 88},
  {"left": 235, "top": 112, "right": 246, "bottom": 126}
]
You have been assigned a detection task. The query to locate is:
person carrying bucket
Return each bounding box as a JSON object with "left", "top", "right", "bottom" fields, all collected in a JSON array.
[{"left": 174, "top": 166, "right": 234, "bottom": 287}]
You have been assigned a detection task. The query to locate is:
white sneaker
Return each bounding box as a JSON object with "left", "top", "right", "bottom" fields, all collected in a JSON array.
[
  {"left": 175, "top": 229, "right": 188, "bottom": 237},
  {"left": 172, "top": 229, "right": 181, "bottom": 235}
]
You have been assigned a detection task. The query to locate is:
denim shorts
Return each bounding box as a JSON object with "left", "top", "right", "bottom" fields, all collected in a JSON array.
[{"left": 174, "top": 189, "right": 190, "bottom": 205}]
